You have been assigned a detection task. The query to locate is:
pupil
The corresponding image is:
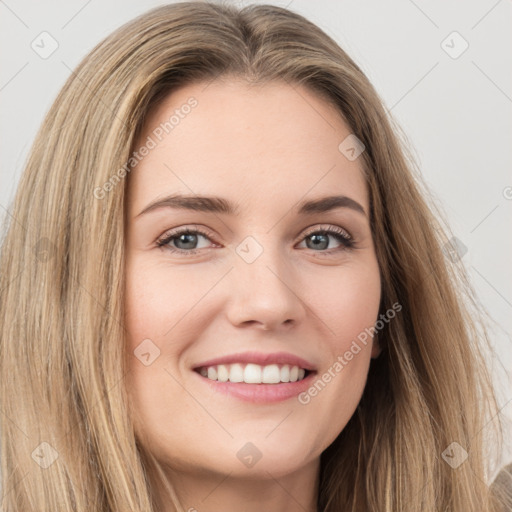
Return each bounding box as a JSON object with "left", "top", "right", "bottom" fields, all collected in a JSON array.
[
  {"left": 308, "top": 234, "right": 328, "bottom": 250},
  {"left": 178, "top": 233, "right": 197, "bottom": 249}
]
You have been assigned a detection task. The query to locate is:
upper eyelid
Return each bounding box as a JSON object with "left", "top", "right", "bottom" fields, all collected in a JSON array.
[{"left": 301, "top": 224, "right": 352, "bottom": 239}]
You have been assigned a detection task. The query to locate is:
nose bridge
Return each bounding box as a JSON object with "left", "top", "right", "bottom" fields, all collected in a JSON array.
[
  {"left": 226, "top": 233, "right": 305, "bottom": 329},
  {"left": 234, "top": 233, "right": 288, "bottom": 283}
]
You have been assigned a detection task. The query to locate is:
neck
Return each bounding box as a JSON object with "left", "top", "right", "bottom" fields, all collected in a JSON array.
[{"left": 151, "top": 457, "right": 321, "bottom": 512}]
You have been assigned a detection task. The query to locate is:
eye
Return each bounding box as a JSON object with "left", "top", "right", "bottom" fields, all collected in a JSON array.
[
  {"left": 156, "top": 224, "right": 355, "bottom": 257},
  {"left": 296, "top": 225, "right": 355, "bottom": 254},
  {"left": 156, "top": 226, "right": 216, "bottom": 256}
]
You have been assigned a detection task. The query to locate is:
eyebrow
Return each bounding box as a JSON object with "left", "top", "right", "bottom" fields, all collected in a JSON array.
[{"left": 135, "top": 193, "right": 366, "bottom": 218}]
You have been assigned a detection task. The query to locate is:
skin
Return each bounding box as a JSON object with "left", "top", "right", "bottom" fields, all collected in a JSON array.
[{"left": 124, "top": 77, "right": 381, "bottom": 512}]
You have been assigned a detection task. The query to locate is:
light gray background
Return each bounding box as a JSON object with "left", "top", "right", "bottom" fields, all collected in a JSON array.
[{"left": 1, "top": 0, "right": 511, "bottom": 475}]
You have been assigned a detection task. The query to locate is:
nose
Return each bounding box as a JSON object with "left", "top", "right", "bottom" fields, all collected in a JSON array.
[{"left": 224, "top": 241, "right": 307, "bottom": 331}]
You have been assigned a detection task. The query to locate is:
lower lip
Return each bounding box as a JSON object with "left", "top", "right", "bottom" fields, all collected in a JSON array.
[{"left": 194, "top": 370, "right": 317, "bottom": 403}]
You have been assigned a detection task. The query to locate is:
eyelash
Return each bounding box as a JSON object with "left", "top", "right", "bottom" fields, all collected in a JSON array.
[{"left": 156, "top": 224, "right": 355, "bottom": 257}]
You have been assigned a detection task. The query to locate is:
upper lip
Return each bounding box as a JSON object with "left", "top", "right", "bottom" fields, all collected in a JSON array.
[{"left": 193, "top": 351, "right": 317, "bottom": 371}]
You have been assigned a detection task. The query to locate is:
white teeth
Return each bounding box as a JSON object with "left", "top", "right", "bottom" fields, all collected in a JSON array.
[
  {"left": 244, "top": 363, "right": 262, "bottom": 383},
  {"left": 228, "top": 363, "right": 244, "bottom": 383},
  {"left": 217, "top": 364, "right": 229, "bottom": 382},
  {"left": 262, "top": 364, "right": 280, "bottom": 384},
  {"left": 198, "top": 363, "right": 308, "bottom": 384}
]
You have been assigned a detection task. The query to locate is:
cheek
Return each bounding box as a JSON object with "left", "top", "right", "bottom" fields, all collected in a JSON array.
[
  {"left": 123, "top": 258, "right": 208, "bottom": 447},
  {"left": 300, "top": 258, "right": 380, "bottom": 395},
  {"left": 123, "top": 257, "right": 227, "bottom": 430},
  {"left": 295, "top": 262, "right": 380, "bottom": 448},
  {"left": 306, "top": 258, "right": 381, "bottom": 345},
  {"left": 124, "top": 256, "right": 220, "bottom": 347}
]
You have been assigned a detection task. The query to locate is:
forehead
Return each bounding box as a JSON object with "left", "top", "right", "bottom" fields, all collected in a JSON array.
[{"left": 127, "top": 79, "right": 368, "bottom": 215}]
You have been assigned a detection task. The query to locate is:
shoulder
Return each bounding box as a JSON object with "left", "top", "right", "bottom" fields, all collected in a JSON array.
[{"left": 491, "top": 463, "right": 512, "bottom": 511}]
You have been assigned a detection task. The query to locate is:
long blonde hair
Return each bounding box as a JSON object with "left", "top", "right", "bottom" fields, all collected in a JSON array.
[{"left": 0, "top": 2, "right": 504, "bottom": 510}]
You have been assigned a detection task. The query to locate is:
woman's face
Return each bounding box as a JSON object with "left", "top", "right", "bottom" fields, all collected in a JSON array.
[{"left": 124, "top": 78, "right": 381, "bottom": 480}]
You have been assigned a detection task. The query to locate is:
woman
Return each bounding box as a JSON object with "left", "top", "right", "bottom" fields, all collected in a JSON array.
[{"left": 0, "top": 2, "right": 507, "bottom": 511}]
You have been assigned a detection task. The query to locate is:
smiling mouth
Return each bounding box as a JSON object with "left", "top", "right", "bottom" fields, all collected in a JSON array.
[{"left": 194, "top": 363, "right": 312, "bottom": 384}]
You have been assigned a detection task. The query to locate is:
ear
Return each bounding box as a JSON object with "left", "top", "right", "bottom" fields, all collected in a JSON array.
[{"left": 371, "top": 335, "right": 382, "bottom": 359}]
